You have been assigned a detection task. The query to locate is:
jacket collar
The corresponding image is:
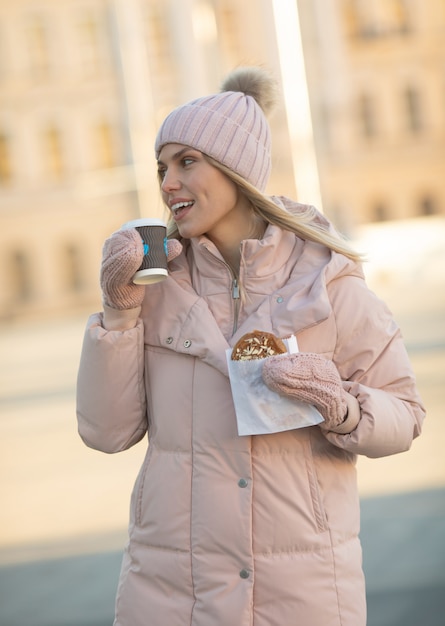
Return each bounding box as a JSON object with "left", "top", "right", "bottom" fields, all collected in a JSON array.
[
  {"left": 189, "top": 222, "right": 299, "bottom": 292},
  {"left": 142, "top": 196, "right": 363, "bottom": 376}
]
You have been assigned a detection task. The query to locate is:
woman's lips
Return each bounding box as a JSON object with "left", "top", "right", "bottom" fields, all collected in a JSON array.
[{"left": 171, "top": 200, "right": 194, "bottom": 221}]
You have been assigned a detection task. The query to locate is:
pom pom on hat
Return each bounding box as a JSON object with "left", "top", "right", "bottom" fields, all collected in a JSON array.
[
  {"left": 155, "top": 66, "right": 277, "bottom": 191},
  {"left": 220, "top": 66, "right": 277, "bottom": 116}
]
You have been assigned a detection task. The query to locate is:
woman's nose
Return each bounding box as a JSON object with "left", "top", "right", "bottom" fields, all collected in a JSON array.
[{"left": 161, "top": 168, "right": 180, "bottom": 193}]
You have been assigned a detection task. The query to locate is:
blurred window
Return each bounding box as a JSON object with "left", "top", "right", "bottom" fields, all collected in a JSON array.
[
  {"left": 419, "top": 195, "right": 437, "bottom": 216},
  {"left": 358, "top": 93, "right": 377, "bottom": 138},
  {"left": 0, "top": 133, "right": 12, "bottom": 184},
  {"left": 372, "top": 202, "right": 390, "bottom": 222},
  {"left": 43, "top": 125, "right": 65, "bottom": 180},
  {"left": 345, "top": 0, "right": 411, "bottom": 38},
  {"left": 94, "top": 121, "right": 118, "bottom": 169},
  {"left": 63, "top": 243, "right": 84, "bottom": 292},
  {"left": 10, "top": 250, "right": 33, "bottom": 302},
  {"left": 76, "top": 14, "right": 101, "bottom": 75},
  {"left": 25, "top": 14, "right": 50, "bottom": 78},
  {"left": 218, "top": 5, "right": 240, "bottom": 64},
  {"left": 404, "top": 86, "right": 423, "bottom": 133},
  {"left": 0, "top": 22, "right": 5, "bottom": 81},
  {"left": 143, "top": 3, "right": 177, "bottom": 110}
]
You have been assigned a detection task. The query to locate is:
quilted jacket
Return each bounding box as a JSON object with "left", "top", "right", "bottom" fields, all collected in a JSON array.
[{"left": 77, "top": 198, "right": 425, "bottom": 626}]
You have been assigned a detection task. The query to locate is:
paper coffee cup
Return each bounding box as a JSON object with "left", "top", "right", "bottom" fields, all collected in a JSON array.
[{"left": 121, "top": 218, "right": 168, "bottom": 284}]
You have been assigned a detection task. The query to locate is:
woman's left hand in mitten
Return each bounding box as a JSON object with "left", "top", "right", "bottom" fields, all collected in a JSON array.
[{"left": 262, "top": 352, "right": 360, "bottom": 433}]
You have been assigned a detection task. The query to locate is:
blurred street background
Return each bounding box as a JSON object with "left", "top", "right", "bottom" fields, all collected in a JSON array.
[{"left": 1, "top": 1, "right": 444, "bottom": 625}]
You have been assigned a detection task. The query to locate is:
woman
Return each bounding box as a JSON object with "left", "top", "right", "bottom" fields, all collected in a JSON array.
[{"left": 77, "top": 67, "right": 425, "bottom": 625}]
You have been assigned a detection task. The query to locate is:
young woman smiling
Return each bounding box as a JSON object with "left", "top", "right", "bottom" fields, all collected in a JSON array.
[{"left": 77, "top": 67, "right": 425, "bottom": 626}]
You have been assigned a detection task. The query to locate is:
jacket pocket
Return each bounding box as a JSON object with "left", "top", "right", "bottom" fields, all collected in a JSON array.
[
  {"left": 134, "top": 445, "right": 154, "bottom": 527},
  {"left": 302, "top": 435, "right": 329, "bottom": 533}
]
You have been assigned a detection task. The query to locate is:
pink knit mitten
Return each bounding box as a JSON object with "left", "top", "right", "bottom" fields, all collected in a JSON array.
[
  {"left": 100, "top": 229, "right": 182, "bottom": 310},
  {"left": 262, "top": 353, "right": 348, "bottom": 430}
]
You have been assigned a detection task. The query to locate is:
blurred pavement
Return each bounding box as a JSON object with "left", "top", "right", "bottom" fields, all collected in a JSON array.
[{"left": 1, "top": 218, "right": 444, "bottom": 625}]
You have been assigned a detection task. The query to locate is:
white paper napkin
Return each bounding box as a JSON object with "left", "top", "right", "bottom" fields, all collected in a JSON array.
[{"left": 226, "top": 335, "right": 324, "bottom": 436}]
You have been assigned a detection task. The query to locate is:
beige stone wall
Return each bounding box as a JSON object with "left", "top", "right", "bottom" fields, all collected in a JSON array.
[
  {"left": 0, "top": 0, "right": 299, "bottom": 321},
  {"left": 0, "top": 0, "right": 444, "bottom": 321},
  {"left": 298, "top": 0, "right": 445, "bottom": 232},
  {"left": 0, "top": 1, "right": 146, "bottom": 320}
]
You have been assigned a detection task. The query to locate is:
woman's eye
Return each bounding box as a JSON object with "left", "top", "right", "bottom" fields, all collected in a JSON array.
[
  {"left": 182, "top": 157, "right": 194, "bottom": 167},
  {"left": 157, "top": 168, "right": 166, "bottom": 179}
]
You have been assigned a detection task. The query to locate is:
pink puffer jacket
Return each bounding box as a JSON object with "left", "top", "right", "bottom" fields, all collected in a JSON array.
[{"left": 77, "top": 199, "right": 425, "bottom": 626}]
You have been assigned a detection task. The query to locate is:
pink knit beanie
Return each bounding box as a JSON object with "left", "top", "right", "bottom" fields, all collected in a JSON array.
[{"left": 155, "top": 67, "right": 276, "bottom": 191}]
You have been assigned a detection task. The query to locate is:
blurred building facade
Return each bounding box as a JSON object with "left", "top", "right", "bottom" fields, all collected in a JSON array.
[
  {"left": 299, "top": 0, "right": 445, "bottom": 231},
  {"left": 0, "top": 0, "right": 444, "bottom": 321}
]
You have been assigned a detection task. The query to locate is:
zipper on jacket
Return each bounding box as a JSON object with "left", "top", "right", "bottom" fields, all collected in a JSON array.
[
  {"left": 200, "top": 242, "right": 242, "bottom": 336},
  {"left": 232, "top": 276, "right": 240, "bottom": 335}
]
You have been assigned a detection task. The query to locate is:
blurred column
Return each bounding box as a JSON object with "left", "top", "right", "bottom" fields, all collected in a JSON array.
[
  {"left": 311, "top": 0, "right": 351, "bottom": 150},
  {"left": 309, "top": 0, "right": 354, "bottom": 232},
  {"left": 271, "top": 0, "right": 322, "bottom": 209},
  {"left": 166, "top": 0, "right": 218, "bottom": 98},
  {"left": 112, "top": 0, "right": 160, "bottom": 218}
]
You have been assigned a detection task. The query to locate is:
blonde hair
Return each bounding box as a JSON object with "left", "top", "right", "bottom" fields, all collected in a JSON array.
[{"left": 165, "top": 155, "right": 362, "bottom": 263}]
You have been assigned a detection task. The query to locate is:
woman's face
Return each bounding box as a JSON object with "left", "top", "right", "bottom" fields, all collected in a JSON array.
[{"left": 157, "top": 143, "right": 250, "bottom": 241}]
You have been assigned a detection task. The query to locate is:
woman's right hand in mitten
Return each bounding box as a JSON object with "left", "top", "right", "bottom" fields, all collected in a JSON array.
[
  {"left": 100, "top": 229, "right": 183, "bottom": 329},
  {"left": 101, "top": 228, "right": 146, "bottom": 311}
]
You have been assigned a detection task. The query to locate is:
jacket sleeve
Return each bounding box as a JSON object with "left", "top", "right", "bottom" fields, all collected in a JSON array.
[
  {"left": 323, "top": 275, "right": 425, "bottom": 458},
  {"left": 76, "top": 313, "right": 147, "bottom": 453}
]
